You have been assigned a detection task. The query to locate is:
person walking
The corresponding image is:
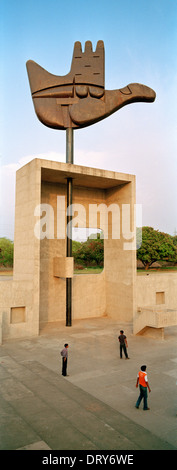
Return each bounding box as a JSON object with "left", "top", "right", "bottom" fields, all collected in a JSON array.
[
  {"left": 118, "top": 330, "right": 129, "bottom": 359},
  {"left": 135, "top": 365, "right": 151, "bottom": 410},
  {"left": 60, "top": 343, "right": 69, "bottom": 376}
]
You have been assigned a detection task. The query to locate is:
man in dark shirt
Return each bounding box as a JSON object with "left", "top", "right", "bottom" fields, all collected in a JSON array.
[
  {"left": 61, "top": 343, "right": 69, "bottom": 376},
  {"left": 118, "top": 330, "right": 129, "bottom": 359}
]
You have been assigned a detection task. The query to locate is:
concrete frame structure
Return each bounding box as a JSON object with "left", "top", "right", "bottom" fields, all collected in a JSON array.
[
  {"left": 0, "top": 158, "right": 177, "bottom": 343},
  {"left": 0, "top": 158, "right": 136, "bottom": 342}
]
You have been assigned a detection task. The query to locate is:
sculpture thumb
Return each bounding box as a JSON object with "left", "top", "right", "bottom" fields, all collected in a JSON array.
[
  {"left": 104, "top": 83, "right": 156, "bottom": 117},
  {"left": 70, "top": 84, "right": 156, "bottom": 127}
]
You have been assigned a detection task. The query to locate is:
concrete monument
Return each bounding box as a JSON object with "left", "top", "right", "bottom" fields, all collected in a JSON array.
[
  {"left": 4, "top": 42, "right": 176, "bottom": 344},
  {"left": 26, "top": 41, "right": 156, "bottom": 327}
]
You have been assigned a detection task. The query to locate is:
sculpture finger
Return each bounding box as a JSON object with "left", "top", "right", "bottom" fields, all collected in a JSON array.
[
  {"left": 70, "top": 40, "right": 105, "bottom": 88},
  {"left": 84, "top": 40, "right": 93, "bottom": 52}
]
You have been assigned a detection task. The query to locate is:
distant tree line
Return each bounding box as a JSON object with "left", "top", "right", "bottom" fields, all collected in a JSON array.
[
  {"left": 73, "top": 227, "right": 177, "bottom": 270},
  {"left": 1, "top": 227, "right": 177, "bottom": 271}
]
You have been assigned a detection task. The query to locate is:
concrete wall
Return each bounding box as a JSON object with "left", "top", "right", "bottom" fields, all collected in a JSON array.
[
  {"left": 40, "top": 182, "right": 107, "bottom": 325},
  {"left": 39, "top": 171, "right": 136, "bottom": 325},
  {"left": 0, "top": 158, "right": 136, "bottom": 342},
  {"left": 136, "top": 273, "right": 177, "bottom": 309},
  {"left": 105, "top": 182, "right": 136, "bottom": 322},
  {"left": 0, "top": 280, "right": 36, "bottom": 341},
  {"left": 134, "top": 273, "right": 177, "bottom": 338},
  {"left": 73, "top": 272, "right": 106, "bottom": 320},
  {"left": 1, "top": 158, "right": 176, "bottom": 343},
  {"left": 0, "top": 159, "right": 41, "bottom": 341}
]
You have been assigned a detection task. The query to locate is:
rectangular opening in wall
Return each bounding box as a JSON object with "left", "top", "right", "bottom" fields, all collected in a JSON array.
[
  {"left": 72, "top": 228, "right": 104, "bottom": 274},
  {"left": 10, "top": 307, "right": 26, "bottom": 323},
  {"left": 156, "top": 292, "right": 165, "bottom": 305}
]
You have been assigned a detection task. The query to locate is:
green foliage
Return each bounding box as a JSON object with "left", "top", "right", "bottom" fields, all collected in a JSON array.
[
  {"left": 137, "top": 227, "right": 177, "bottom": 270},
  {"left": 172, "top": 235, "right": 177, "bottom": 247},
  {"left": 72, "top": 240, "right": 82, "bottom": 253},
  {"left": 73, "top": 235, "right": 104, "bottom": 267},
  {"left": 0, "top": 238, "right": 14, "bottom": 267}
]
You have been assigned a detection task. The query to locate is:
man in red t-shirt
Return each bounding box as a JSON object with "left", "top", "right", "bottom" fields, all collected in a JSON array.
[{"left": 135, "top": 365, "right": 151, "bottom": 410}]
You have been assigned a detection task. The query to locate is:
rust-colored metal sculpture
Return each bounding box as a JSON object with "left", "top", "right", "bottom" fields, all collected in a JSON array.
[
  {"left": 26, "top": 40, "right": 156, "bottom": 130},
  {"left": 26, "top": 41, "right": 156, "bottom": 327}
]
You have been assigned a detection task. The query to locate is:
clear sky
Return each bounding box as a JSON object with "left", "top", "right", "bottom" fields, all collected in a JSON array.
[{"left": 0, "top": 0, "right": 177, "bottom": 239}]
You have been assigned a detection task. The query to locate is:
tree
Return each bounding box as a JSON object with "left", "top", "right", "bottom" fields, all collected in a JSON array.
[
  {"left": 172, "top": 235, "right": 177, "bottom": 247},
  {"left": 0, "top": 238, "right": 14, "bottom": 267},
  {"left": 137, "top": 227, "right": 177, "bottom": 270},
  {"left": 73, "top": 235, "right": 104, "bottom": 267},
  {"left": 72, "top": 240, "right": 82, "bottom": 254}
]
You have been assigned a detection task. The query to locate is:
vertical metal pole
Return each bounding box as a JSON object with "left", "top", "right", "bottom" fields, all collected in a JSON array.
[
  {"left": 66, "top": 128, "right": 73, "bottom": 326},
  {"left": 66, "top": 127, "right": 74, "bottom": 165}
]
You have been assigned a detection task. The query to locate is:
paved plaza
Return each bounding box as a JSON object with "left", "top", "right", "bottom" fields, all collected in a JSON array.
[{"left": 0, "top": 317, "right": 177, "bottom": 451}]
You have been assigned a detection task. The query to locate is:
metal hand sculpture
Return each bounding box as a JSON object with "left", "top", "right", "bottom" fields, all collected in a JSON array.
[
  {"left": 26, "top": 41, "right": 156, "bottom": 327},
  {"left": 26, "top": 40, "right": 156, "bottom": 130}
]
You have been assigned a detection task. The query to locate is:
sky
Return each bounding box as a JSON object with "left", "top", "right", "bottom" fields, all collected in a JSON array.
[{"left": 0, "top": 0, "right": 177, "bottom": 240}]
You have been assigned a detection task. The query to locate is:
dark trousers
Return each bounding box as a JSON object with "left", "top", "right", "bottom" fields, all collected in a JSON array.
[
  {"left": 120, "top": 343, "right": 128, "bottom": 358},
  {"left": 62, "top": 357, "right": 67, "bottom": 376},
  {"left": 136, "top": 385, "right": 148, "bottom": 409}
]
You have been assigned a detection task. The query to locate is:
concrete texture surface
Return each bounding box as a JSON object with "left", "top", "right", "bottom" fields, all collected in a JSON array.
[
  {"left": 0, "top": 317, "right": 177, "bottom": 451},
  {"left": 0, "top": 160, "right": 136, "bottom": 342}
]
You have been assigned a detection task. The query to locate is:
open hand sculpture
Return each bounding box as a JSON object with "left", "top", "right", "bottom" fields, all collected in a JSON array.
[{"left": 26, "top": 40, "right": 156, "bottom": 130}]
